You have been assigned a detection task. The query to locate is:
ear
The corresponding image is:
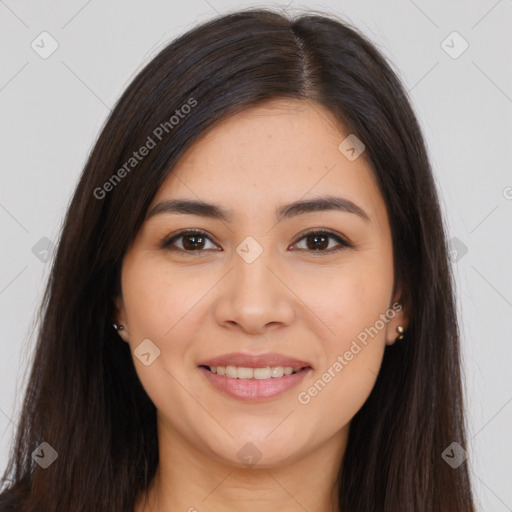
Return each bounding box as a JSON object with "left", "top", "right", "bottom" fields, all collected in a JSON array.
[
  {"left": 113, "top": 295, "right": 130, "bottom": 343},
  {"left": 385, "top": 289, "right": 409, "bottom": 346}
]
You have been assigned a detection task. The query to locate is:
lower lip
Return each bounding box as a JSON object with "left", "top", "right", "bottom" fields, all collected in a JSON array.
[{"left": 199, "top": 367, "right": 311, "bottom": 401}]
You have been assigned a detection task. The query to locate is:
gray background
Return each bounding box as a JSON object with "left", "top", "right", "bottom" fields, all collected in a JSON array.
[{"left": 1, "top": 0, "right": 511, "bottom": 510}]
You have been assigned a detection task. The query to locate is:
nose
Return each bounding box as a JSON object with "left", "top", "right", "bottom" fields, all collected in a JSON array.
[{"left": 213, "top": 246, "right": 296, "bottom": 335}]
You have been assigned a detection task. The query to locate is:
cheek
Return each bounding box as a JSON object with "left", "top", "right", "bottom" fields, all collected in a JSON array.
[
  {"left": 120, "top": 258, "right": 202, "bottom": 417},
  {"left": 121, "top": 255, "right": 206, "bottom": 343},
  {"left": 293, "top": 269, "right": 390, "bottom": 422},
  {"left": 291, "top": 257, "right": 393, "bottom": 347},
  {"left": 296, "top": 344, "right": 383, "bottom": 434},
  {"left": 120, "top": 257, "right": 198, "bottom": 402},
  {"left": 291, "top": 259, "right": 392, "bottom": 423}
]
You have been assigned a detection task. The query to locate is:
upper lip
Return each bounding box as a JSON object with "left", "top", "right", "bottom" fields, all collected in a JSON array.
[{"left": 198, "top": 352, "right": 312, "bottom": 369}]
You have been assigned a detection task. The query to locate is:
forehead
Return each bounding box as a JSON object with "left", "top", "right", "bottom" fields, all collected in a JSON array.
[{"left": 150, "top": 99, "right": 384, "bottom": 222}]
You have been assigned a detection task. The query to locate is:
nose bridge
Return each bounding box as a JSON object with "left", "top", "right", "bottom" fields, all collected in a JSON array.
[
  {"left": 235, "top": 243, "right": 274, "bottom": 293},
  {"left": 214, "top": 235, "right": 295, "bottom": 331}
]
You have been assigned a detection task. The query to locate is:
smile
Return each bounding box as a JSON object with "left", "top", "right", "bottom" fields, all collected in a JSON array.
[{"left": 205, "top": 365, "right": 305, "bottom": 379}]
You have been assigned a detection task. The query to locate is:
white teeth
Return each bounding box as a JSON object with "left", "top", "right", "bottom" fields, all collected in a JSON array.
[
  {"left": 253, "top": 367, "right": 271, "bottom": 379},
  {"left": 271, "top": 367, "right": 284, "bottom": 378},
  {"left": 207, "top": 365, "right": 302, "bottom": 379},
  {"left": 238, "top": 366, "right": 254, "bottom": 379},
  {"left": 226, "top": 365, "right": 238, "bottom": 378}
]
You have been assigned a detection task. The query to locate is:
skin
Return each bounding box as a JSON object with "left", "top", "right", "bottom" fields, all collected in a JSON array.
[{"left": 115, "top": 98, "right": 408, "bottom": 512}]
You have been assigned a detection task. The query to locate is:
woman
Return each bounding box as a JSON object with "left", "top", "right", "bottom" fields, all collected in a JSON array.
[{"left": 0, "top": 8, "right": 475, "bottom": 511}]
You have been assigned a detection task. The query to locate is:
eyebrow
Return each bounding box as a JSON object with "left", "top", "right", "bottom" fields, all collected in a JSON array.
[{"left": 146, "top": 195, "right": 371, "bottom": 223}]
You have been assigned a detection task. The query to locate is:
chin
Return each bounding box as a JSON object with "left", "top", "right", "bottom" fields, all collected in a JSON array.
[{"left": 208, "top": 435, "right": 306, "bottom": 470}]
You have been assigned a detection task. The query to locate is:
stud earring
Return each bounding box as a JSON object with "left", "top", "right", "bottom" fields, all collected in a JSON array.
[
  {"left": 396, "top": 325, "right": 405, "bottom": 340},
  {"left": 113, "top": 323, "right": 124, "bottom": 331}
]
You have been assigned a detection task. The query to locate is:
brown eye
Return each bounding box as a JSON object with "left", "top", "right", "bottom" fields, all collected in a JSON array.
[
  {"left": 181, "top": 233, "right": 206, "bottom": 251},
  {"left": 291, "top": 230, "right": 351, "bottom": 253},
  {"left": 305, "top": 233, "right": 329, "bottom": 251},
  {"left": 162, "top": 230, "right": 219, "bottom": 253}
]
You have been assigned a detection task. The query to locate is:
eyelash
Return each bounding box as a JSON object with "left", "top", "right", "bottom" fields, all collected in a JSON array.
[{"left": 161, "top": 228, "right": 352, "bottom": 255}]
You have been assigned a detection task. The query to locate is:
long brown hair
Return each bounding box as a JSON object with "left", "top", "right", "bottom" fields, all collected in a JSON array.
[{"left": 0, "top": 8, "right": 475, "bottom": 511}]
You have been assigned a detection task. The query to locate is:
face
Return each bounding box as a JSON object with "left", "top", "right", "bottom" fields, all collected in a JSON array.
[{"left": 115, "top": 98, "right": 407, "bottom": 468}]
